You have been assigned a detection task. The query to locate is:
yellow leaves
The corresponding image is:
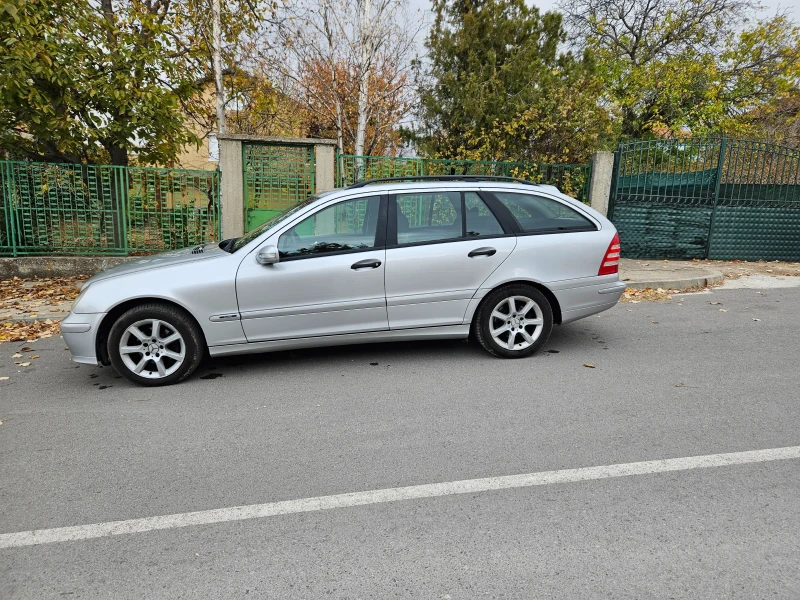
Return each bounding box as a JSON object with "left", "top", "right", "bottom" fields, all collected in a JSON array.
[{"left": 621, "top": 287, "right": 673, "bottom": 302}]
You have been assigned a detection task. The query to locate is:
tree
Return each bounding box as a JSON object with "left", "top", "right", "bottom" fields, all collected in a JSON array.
[
  {"left": 268, "top": 0, "right": 420, "bottom": 160},
  {"left": 411, "top": 0, "right": 614, "bottom": 164},
  {"left": 0, "top": 0, "right": 265, "bottom": 166},
  {"left": 560, "top": 0, "right": 800, "bottom": 139},
  {"left": 297, "top": 57, "right": 411, "bottom": 155}
]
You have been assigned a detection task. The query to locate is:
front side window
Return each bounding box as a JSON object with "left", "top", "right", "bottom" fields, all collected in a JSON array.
[
  {"left": 494, "top": 192, "right": 596, "bottom": 233},
  {"left": 278, "top": 195, "right": 381, "bottom": 258}
]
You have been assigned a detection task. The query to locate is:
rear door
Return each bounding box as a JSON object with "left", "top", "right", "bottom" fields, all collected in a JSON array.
[{"left": 383, "top": 189, "right": 516, "bottom": 329}]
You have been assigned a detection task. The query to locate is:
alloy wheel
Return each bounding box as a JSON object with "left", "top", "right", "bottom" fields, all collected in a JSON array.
[
  {"left": 118, "top": 318, "right": 186, "bottom": 379},
  {"left": 489, "top": 295, "right": 544, "bottom": 351}
]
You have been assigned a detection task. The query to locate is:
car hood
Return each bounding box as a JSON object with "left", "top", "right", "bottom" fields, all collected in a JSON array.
[{"left": 83, "top": 243, "right": 230, "bottom": 287}]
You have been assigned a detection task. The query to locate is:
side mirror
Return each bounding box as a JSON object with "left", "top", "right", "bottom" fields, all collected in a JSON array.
[{"left": 256, "top": 245, "right": 279, "bottom": 265}]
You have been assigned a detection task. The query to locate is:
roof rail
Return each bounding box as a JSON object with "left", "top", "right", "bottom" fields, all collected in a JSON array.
[{"left": 345, "top": 175, "right": 540, "bottom": 189}]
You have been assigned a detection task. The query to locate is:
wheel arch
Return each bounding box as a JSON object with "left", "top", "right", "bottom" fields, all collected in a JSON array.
[
  {"left": 469, "top": 280, "right": 562, "bottom": 330},
  {"left": 95, "top": 297, "right": 208, "bottom": 366}
]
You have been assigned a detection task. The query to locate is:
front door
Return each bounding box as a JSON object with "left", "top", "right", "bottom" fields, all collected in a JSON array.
[
  {"left": 384, "top": 190, "right": 516, "bottom": 329},
  {"left": 236, "top": 194, "right": 388, "bottom": 343}
]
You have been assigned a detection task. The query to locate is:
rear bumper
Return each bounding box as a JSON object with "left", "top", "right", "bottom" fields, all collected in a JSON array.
[
  {"left": 553, "top": 278, "right": 626, "bottom": 324},
  {"left": 61, "top": 312, "right": 106, "bottom": 366}
]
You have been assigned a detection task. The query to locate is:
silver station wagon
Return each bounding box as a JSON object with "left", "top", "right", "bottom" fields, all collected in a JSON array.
[{"left": 62, "top": 176, "right": 625, "bottom": 386}]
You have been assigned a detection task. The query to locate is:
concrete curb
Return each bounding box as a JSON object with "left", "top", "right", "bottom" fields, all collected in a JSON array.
[
  {"left": 621, "top": 271, "right": 724, "bottom": 291},
  {"left": 0, "top": 256, "right": 135, "bottom": 278},
  {"left": 1, "top": 316, "right": 66, "bottom": 324}
]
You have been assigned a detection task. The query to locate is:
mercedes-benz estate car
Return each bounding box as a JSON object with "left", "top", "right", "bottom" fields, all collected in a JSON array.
[{"left": 62, "top": 176, "right": 625, "bottom": 386}]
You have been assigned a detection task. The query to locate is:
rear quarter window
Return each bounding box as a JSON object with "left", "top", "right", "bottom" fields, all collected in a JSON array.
[{"left": 494, "top": 192, "right": 597, "bottom": 234}]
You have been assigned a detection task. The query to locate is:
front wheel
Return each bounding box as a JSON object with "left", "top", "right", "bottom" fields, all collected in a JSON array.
[
  {"left": 474, "top": 285, "right": 553, "bottom": 358},
  {"left": 107, "top": 303, "right": 205, "bottom": 386}
]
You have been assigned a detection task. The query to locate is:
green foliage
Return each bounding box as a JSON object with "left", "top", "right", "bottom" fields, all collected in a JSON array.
[
  {"left": 0, "top": 0, "right": 264, "bottom": 166},
  {"left": 410, "top": 0, "right": 614, "bottom": 163},
  {"left": 563, "top": 0, "right": 800, "bottom": 140}
]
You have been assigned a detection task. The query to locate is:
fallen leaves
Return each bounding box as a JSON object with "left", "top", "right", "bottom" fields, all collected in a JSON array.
[
  {"left": 0, "top": 276, "right": 86, "bottom": 307},
  {"left": 0, "top": 276, "right": 83, "bottom": 345},
  {"left": 621, "top": 287, "right": 673, "bottom": 302},
  {"left": 0, "top": 320, "right": 61, "bottom": 344}
]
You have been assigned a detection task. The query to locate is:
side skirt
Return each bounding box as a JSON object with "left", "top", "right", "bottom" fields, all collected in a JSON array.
[{"left": 207, "top": 325, "right": 471, "bottom": 357}]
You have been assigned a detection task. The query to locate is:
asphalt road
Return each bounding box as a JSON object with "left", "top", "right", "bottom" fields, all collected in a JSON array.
[{"left": 1, "top": 286, "right": 799, "bottom": 598}]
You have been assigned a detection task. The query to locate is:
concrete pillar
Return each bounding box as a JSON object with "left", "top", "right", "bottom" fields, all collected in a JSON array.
[
  {"left": 218, "top": 137, "right": 245, "bottom": 238},
  {"left": 588, "top": 151, "right": 615, "bottom": 217},
  {"left": 315, "top": 144, "right": 336, "bottom": 192}
]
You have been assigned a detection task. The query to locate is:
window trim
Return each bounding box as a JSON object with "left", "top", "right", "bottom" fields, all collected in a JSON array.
[
  {"left": 387, "top": 190, "right": 514, "bottom": 248},
  {"left": 481, "top": 190, "right": 599, "bottom": 235},
  {"left": 276, "top": 194, "right": 388, "bottom": 263}
]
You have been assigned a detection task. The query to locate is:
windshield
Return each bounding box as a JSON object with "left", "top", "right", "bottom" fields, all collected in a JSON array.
[{"left": 229, "top": 196, "right": 319, "bottom": 252}]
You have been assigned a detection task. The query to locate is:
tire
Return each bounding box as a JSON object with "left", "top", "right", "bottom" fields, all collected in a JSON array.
[
  {"left": 474, "top": 284, "right": 553, "bottom": 358},
  {"left": 107, "top": 302, "right": 205, "bottom": 386}
]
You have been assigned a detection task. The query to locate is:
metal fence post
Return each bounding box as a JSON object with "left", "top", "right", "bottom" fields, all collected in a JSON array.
[
  {"left": 706, "top": 138, "right": 728, "bottom": 258},
  {"left": 2, "top": 161, "right": 19, "bottom": 257},
  {"left": 604, "top": 150, "right": 620, "bottom": 222}
]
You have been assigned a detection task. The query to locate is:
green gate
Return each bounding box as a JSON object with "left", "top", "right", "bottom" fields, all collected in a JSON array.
[
  {"left": 608, "top": 138, "right": 800, "bottom": 261},
  {"left": 243, "top": 142, "right": 315, "bottom": 232}
]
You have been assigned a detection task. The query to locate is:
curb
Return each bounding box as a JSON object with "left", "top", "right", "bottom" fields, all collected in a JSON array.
[
  {"left": 621, "top": 271, "right": 724, "bottom": 291},
  {"left": 2, "top": 316, "right": 66, "bottom": 324}
]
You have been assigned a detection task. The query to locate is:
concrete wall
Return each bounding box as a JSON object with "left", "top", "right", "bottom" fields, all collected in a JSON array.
[
  {"left": 315, "top": 144, "right": 336, "bottom": 192},
  {"left": 588, "top": 151, "right": 615, "bottom": 216},
  {"left": 219, "top": 137, "right": 245, "bottom": 239}
]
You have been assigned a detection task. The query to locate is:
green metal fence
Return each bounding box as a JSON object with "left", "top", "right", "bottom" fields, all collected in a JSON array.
[
  {"left": 244, "top": 142, "right": 315, "bottom": 232},
  {"left": 336, "top": 155, "right": 593, "bottom": 204},
  {"left": 0, "top": 161, "right": 220, "bottom": 256},
  {"left": 608, "top": 139, "right": 800, "bottom": 261}
]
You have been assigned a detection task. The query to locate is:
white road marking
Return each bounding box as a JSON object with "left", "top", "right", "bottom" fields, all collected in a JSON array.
[{"left": 2, "top": 445, "right": 799, "bottom": 550}]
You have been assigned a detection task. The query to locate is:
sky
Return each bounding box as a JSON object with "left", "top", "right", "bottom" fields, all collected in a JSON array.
[{"left": 407, "top": 0, "right": 799, "bottom": 35}]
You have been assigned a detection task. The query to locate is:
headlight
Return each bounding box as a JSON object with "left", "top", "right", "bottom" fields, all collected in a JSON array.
[{"left": 70, "top": 285, "right": 90, "bottom": 312}]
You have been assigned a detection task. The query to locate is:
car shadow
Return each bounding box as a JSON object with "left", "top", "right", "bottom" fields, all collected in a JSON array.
[{"left": 197, "top": 322, "right": 607, "bottom": 379}]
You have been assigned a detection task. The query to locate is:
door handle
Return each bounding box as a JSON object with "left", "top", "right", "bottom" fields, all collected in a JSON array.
[
  {"left": 351, "top": 258, "right": 382, "bottom": 270},
  {"left": 468, "top": 247, "right": 497, "bottom": 258}
]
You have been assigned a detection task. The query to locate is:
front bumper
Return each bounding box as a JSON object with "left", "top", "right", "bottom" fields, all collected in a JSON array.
[{"left": 61, "top": 312, "right": 106, "bottom": 366}]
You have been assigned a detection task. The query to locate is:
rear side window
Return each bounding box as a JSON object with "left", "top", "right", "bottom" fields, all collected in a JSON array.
[
  {"left": 494, "top": 192, "right": 596, "bottom": 234},
  {"left": 396, "top": 192, "right": 462, "bottom": 244},
  {"left": 465, "top": 192, "right": 504, "bottom": 237}
]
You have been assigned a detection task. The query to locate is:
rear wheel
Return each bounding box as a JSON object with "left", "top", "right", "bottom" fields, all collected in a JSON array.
[
  {"left": 108, "top": 303, "right": 205, "bottom": 386},
  {"left": 474, "top": 285, "right": 553, "bottom": 358}
]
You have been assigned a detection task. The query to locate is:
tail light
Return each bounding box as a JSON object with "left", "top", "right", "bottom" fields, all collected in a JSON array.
[{"left": 598, "top": 232, "right": 620, "bottom": 275}]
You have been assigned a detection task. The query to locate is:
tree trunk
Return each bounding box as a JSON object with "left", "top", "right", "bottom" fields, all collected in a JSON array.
[{"left": 354, "top": 0, "right": 372, "bottom": 178}]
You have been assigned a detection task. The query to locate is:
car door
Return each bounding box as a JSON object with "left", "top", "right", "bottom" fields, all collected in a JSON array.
[
  {"left": 384, "top": 189, "right": 516, "bottom": 329},
  {"left": 236, "top": 194, "right": 388, "bottom": 343}
]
